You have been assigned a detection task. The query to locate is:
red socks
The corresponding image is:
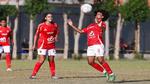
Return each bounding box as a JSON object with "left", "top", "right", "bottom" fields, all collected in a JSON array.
[
  {"left": 49, "top": 61, "right": 55, "bottom": 76},
  {"left": 102, "top": 62, "right": 113, "bottom": 74},
  {"left": 31, "top": 61, "right": 56, "bottom": 77},
  {"left": 90, "top": 63, "right": 104, "bottom": 72},
  {"left": 6, "top": 53, "right": 11, "bottom": 68},
  {"left": 31, "top": 62, "right": 42, "bottom": 76}
]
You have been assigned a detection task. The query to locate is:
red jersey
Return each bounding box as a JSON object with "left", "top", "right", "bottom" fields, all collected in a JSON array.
[
  {"left": 0, "top": 26, "right": 12, "bottom": 46},
  {"left": 82, "top": 22, "right": 106, "bottom": 46},
  {"left": 36, "top": 22, "right": 58, "bottom": 49}
]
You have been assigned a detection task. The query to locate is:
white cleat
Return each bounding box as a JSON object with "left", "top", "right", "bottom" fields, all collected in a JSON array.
[
  {"left": 51, "top": 76, "right": 59, "bottom": 79},
  {"left": 6, "top": 68, "right": 12, "bottom": 72},
  {"left": 29, "top": 76, "right": 36, "bottom": 79}
]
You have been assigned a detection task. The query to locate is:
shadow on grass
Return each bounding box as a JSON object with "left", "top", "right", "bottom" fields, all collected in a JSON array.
[
  {"left": 13, "top": 68, "right": 32, "bottom": 71},
  {"left": 59, "top": 75, "right": 104, "bottom": 79},
  {"left": 114, "top": 79, "right": 150, "bottom": 83}
]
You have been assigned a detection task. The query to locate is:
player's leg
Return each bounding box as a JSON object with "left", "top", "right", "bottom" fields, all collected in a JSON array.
[
  {"left": 97, "top": 57, "right": 115, "bottom": 81},
  {"left": 97, "top": 57, "right": 113, "bottom": 74},
  {"left": 48, "top": 56, "right": 55, "bottom": 76},
  {"left": 3, "top": 46, "right": 12, "bottom": 71},
  {"left": 96, "top": 44, "right": 115, "bottom": 81},
  {"left": 30, "top": 49, "right": 46, "bottom": 79},
  {"left": 87, "top": 45, "right": 104, "bottom": 73},
  {"left": 5, "top": 53, "right": 11, "bottom": 71},
  {"left": 0, "top": 46, "right": 3, "bottom": 60},
  {"left": 48, "top": 49, "right": 58, "bottom": 79}
]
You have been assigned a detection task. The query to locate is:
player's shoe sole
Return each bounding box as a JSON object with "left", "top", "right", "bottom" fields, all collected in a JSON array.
[
  {"left": 51, "top": 76, "right": 59, "bottom": 79},
  {"left": 29, "top": 76, "right": 36, "bottom": 79},
  {"left": 107, "top": 74, "right": 116, "bottom": 82},
  {"left": 103, "top": 72, "right": 108, "bottom": 78},
  {"left": 6, "top": 68, "right": 12, "bottom": 72}
]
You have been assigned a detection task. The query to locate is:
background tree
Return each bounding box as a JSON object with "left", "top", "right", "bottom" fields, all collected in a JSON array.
[
  {"left": 62, "top": 0, "right": 69, "bottom": 59},
  {"left": 119, "top": 0, "right": 150, "bottom": 58},
  {"left": 24, "top": 0, "right": 53, "bottom": 60},
  {"left": 13, "top": 0, "right": 19, "bottom": 59},
  {"left": 63, "top": 13, "right": 69, "bottom": 59},
  {"left": 73, "top": 8, "right": 84, "bottom": 59},
  {"left": 113, "top": 0, "right": 127, "bottom": 60},
  {"left": 0, "top": 5, "right": 17, "bottom": 21}
]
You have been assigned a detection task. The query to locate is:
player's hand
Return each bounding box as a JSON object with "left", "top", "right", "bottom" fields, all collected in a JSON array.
[
  {"left": 67, "top": 19, "right": 73, "bottom": 26},
  {"left": 32, "top": 45, "right": 36, "bottom": 50}
]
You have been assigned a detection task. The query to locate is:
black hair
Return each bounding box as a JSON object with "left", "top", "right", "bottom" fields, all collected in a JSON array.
[
  {"left": 43, "top": 12, "right": 53, "bottom": 18},
  {"left": 94, "top": 9, "right": 109, "bottom": 21},
  {"left": 41, "top": 12, "right": 53, "bottom": 23},
  {"left": 0, "top": 18, "right": 6, "bottom": 22},
  {"left": 0, "top": 19, "right": 7, "bottom": 27}
]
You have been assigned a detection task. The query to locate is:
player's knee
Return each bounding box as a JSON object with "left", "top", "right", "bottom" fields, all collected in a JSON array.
[
  {"left": 98, "top": 58, "right": 105, "bottom": 64},
  {"left": 48, "top": 56, "right": 55, "bottom": 61},
  {"left": 88, "top": 61, "right": 94, "bottom": 65},
  {"left": 39, "top": 60, "right": 44, "bottom": 64},
  {"left": 38, "top": 59, "right": 45, "bottom": 63},
  {"left": 5, "top": 52, "right": 9, "bottom": 53},
  {"left": 48, "top": 59, "right": 54, "bottom": 62}
]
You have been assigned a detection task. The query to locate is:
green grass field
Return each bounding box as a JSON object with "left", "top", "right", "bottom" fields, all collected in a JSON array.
[{"left": 0, "top": 59, "right": 150, "bottom": 84}]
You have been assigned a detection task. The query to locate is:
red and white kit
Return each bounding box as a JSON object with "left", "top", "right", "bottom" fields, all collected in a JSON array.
[
  {"left": 82, "top": 22, "right": 106, "bottom": 56},
  {"left": 36, "top": 22, "right": 58, "bottom": 56},
  {"left": 0, "top": 26, "right": 11, "bottom": 53}
]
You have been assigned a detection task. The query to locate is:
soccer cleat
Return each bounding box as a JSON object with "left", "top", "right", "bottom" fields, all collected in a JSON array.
[
  {"left": 108, "top": 73, "right": 116, "bottom": 82},
  {"left": 103, "top": 72, "right": 108, "bottom": 78},
  {"left": 6, "top": 68, "right": 12, "bottom": 72},
  {"left": 51, "top": 76, "right": 59, "bottom": 79},
  {"left": 29, "top": 76, "right": 36, "bottom": 79}
]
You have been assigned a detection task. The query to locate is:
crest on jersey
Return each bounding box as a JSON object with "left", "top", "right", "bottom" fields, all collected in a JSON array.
[
  {"left": 44, "top": 29, "right": 47, "bottom": 31},
  {"left": 89, "top": 31, "right": 94, "bottom": 37}
]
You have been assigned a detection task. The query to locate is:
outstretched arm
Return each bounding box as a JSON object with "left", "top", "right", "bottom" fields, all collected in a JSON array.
[
  {"left": 32, "top": 26, "right": 40, "bottom": 50},
  {"left": 32, "top": 34, "right": 38, "bottom": 50},
  {"left": 67, "top": 19, "right": 83, "bottom": 33}
]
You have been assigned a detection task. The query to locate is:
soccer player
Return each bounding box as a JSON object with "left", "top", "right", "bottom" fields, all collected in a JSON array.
[
  {"left": 0, "top": 19, "right": 12, "bottom": 71},
  {"left": 30, "top": 13, "right": 59, "bottom": 79},
  {"left": 67, "top": 10, "right": 115, "bottom": 81}
]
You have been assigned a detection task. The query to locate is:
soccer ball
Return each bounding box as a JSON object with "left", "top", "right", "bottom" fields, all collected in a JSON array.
[{"left": 81, "top": 4, "right": 92, "bottom": 13}]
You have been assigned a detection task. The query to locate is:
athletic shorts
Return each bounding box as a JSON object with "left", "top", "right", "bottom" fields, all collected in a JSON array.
[
  {"left": 37, "top": 49, "right": 56, "bottom": 56},
  {"left": 87, "top": 44, "right": 104, "bottom": 57},
  {"left": 0, "top": 46, "right": 10, "bottom": 53}
]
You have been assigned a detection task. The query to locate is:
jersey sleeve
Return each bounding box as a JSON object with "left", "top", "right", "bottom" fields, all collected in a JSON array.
[
  {"left": 102, "top": 22, "right": 106, "bottom": 29},
  {"left": 36, "top": 23, "right": 43, "bottom": 34},
  {"left": 82, "top": 23, "right": 94, "bottom": 33},
  {"left": 7, "top": 26, "right": 12, "bottom": 36},
  {"left": 82, "top": 27, "right": 88, "bottom": 33}
]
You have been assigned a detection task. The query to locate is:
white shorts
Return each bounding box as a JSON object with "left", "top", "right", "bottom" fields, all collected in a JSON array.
[
  {"left": 87, "top": 44, "right": 104, "bottom": 57},
  {"left": 37, "top": 49, "right": 56, "bottom": 56},
  {"left": 0, "top": 46, "right": 10, "bottom": 53}
]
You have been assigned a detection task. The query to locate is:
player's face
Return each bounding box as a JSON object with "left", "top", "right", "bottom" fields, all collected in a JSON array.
[
  {"left": 95, "top": 12, "right": 104, "bottom": 23},
  {"left": 0, "top": 20, "right": 6, "bottom": 27},
  {"left": 45, "top": 14, "right": 53, "bottom": 23}
]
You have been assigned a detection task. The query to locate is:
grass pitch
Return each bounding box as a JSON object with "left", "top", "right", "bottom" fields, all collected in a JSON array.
[{"left": 0, "top": 59, "right": 150, "bottom": 84}]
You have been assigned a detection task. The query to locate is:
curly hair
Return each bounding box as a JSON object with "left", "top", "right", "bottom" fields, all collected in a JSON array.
[{"left": 94, "top": 9, "right": 109, "bottom": 21}]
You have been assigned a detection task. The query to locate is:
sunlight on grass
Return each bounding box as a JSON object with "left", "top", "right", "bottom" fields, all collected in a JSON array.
[{"left": 0, "top": 59, "right": 150, "bottom": 84}]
